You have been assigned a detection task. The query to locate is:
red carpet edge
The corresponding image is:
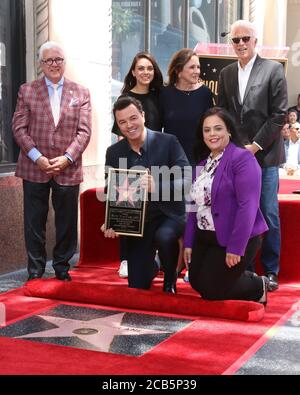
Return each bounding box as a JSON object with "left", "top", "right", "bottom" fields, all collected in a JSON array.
[{"left": 24, "top": 278, "right": 265, "bottom": 322}]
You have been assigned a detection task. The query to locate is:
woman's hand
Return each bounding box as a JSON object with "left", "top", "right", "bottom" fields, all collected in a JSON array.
[
  {"left": 226, "top": 253, "right": 241, "bottom": 268},
  {"left": 184, "top": 248, "right": 192, "bottom": 268},
  {"left": 100, "top": 224, "right": 118, "bottom": 238}
]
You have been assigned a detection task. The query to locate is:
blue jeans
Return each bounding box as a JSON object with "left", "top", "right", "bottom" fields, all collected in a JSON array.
[{"left": 259, "top": 166, "right": 280, "bottom": 275}]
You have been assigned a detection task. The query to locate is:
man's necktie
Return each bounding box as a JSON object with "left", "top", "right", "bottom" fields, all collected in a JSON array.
[{"left": 50, "top": 84, "right": 60, "bottom": 126}]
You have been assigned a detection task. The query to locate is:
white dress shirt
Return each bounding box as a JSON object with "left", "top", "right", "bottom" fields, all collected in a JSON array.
[
  {"left": 238, "top": 54, "right": 257, "bottom": 102},
  {"left": 285, "top": 139, "right": 300, "bottom": 168},
  {"left": 237, "top": 54, "right": 262, "bottom": 151}
]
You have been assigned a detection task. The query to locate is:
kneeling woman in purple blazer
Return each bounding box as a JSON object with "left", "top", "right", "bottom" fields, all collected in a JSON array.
[{"left": 184, "top": 107, "right": 269, "bottom": 303}]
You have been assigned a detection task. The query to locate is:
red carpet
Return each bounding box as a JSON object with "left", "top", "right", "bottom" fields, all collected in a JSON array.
[
  {"left": 278, "top": 177, "right": 300, "bottom": 194},
  {"left": 79, "top": 185, "right": 300, "bottom": 283},
  {"left": 24, "top": 272, "right": 264, "bottom": 323},
  {"left": 74, "top": 187, "right": 264, "bottom": 322},
  {"left": 278, "top": 178, "right": 300, "bottom": 282},
  {"left": 1, "top": 280, "right": 300, "bottom": 375},
  {"left": 0, "top": 182, "right": 300, "bottom": 375}
]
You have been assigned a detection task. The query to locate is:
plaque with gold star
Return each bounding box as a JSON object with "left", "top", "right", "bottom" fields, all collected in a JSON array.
[{"left": 105, "top": 168, "right": 148, "bottom": 236}]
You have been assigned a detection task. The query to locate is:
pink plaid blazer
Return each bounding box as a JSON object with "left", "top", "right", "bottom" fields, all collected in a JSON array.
[{"left": 12, "top": 77, "right": 92, "bottom": 185}]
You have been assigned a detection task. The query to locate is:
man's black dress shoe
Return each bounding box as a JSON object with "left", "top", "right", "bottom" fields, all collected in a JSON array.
[
  {"left": 266, "top": 273, "right": 278, "bottom": 291},
  {"left": 55, "top": 272, "right": 72, "bottom": 282},
  {"left": 163, "top": 280, "right": 177, "bottom": 294},
  {"left": 27, "top": 273, "right": 42, "bottom": 281}
]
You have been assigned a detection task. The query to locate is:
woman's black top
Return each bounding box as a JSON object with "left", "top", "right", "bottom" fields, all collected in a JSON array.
[{"left": 159, "top": 84, "right": 214, "bottom": 165}]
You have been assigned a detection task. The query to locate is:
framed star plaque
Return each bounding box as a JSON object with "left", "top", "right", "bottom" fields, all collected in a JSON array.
[{"left": 105, "top": 168, "right": 148, "bottom": 237}]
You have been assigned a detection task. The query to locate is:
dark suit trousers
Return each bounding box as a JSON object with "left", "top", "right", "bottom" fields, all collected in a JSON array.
[
  {"left": 189, "top": 229, "right": 264, "bottom": 301},
  {"left": 23, "top": 180, "right": 79, "bottom": 275},
  {"left": 125, "top": 214, "right": 184, "bottom": 289}
]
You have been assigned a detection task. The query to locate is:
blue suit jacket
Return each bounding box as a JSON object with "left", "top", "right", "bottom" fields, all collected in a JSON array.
[
  {"left": 105, "top": 129, "right": 191, "bottom": 224},
  {"left": 184, "top": 143, "right": 268, "bottom": 256}
]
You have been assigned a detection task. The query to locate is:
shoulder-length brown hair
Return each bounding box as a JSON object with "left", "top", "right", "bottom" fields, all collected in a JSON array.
[
  {"left": 121, "top": 52, "right": 163, "bottom": 93},
  {"left": 167, "top": 48, "right": 198, "bottom": 86}
]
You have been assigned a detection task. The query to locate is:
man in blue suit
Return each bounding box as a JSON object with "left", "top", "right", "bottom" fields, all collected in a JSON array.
[
  {"left": 218, "top": 20, "right": 288, "bottom": 291},
  {"left": 102, "top": 96, "right": 190, "bottom": 292}
]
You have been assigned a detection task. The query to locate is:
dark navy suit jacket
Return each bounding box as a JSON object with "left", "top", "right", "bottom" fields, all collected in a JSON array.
[{"left": 105, "top": 129, "right": 191, "bottom": 225}]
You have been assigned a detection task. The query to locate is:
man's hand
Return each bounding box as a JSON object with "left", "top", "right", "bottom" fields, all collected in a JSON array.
[
  {"left": 245, "top": 143, "right": 260, "bottom": 155},
  {"left": 100, "top": 224, "right": 118, "bottom": 238},
  {"left": 48, "top": 156, "right": 70, "bottom": 175},
  {"left": 36, "top": 156, "right": 55, "bottom": 175},
  {"left": 225, "top": 253, "right": 241, "bottom": 268}
]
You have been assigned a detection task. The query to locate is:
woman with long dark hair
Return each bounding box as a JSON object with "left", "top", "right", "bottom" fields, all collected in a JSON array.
[{"left": 112, "top": 52, "right": 164, "bottom": 135}]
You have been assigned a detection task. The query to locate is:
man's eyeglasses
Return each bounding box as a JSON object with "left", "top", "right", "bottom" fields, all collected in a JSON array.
[
  {"left": 42, "top": 57, "right": 64, "bottom": 66},
  {"left": 231, "top": 36, "right": 252, "bottom": 44}
]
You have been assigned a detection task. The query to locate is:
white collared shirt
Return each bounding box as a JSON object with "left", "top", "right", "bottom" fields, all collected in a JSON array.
[
  {"left": 285, "top": 139, "right": 300, "bottom": 168},
  {"left": 238, "top": 54, "right": 257, "bottom": 102},
  {"left": 237, "top": 54, "right": 262, "bottom": 150}
]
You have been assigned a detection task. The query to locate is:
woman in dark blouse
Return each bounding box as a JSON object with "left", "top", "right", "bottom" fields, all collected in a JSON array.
[
  {"left": 112, "top": 52, "right": 164, "bottom": 135},
  {"left": 160, "top": 48, "right": 214, "bottom": 165}
]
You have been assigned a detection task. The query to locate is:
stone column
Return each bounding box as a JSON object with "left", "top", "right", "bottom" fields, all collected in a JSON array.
[
  {"left": 25, "top": 0, "right": 49, "bottom": 80},
  {"left": 35, "top": 0, "right": 49, "bottom": 77},
  {"left": 263, "top": 0, "right": 287, "bottom": 47},
  {"left": 242, "top": 0, "right": 287, "bottom": 48}
]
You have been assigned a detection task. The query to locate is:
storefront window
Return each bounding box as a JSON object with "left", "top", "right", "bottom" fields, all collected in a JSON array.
[
  {"left": 0, "top": 0, "right": 25, "bottom": 169},
  {"left": 187, "top": 1, "right": 243, "bottom": 46},
  {"left": 188, "top": 0, "right": 214, "bottom": 47},
  {"left": 112, "top": 0, "right": 242, "bottom": 87}
]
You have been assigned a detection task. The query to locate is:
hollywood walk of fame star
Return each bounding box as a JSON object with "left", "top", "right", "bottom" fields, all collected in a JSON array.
[
  {"left": 114, "top": 177, "right": 139, "bottom": 207},
  {"left": 17, "top": 312, "right": 170, "bottom": 353}
]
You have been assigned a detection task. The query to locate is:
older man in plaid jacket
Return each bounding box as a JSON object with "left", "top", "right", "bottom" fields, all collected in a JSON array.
[{"left": 13, "top": 41, "right": 91, "bottom": 282}]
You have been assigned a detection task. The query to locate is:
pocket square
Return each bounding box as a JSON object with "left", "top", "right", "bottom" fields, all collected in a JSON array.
[{"left": 69, "top": 97, "right": 79, "bottom": 107}]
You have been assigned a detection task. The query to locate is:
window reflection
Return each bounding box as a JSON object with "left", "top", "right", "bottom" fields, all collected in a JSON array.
[
  {"left": 112, "top": 1, "right": 145, "bottom": 83},
  {"left": 151, "top": 0, "right": 184, "bottom": 79},
  {"left": 188, "top": 0, "right": 212, "bottom": 48}
]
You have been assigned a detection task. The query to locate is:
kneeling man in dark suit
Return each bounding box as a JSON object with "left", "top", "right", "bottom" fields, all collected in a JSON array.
[{"left": 102, "top": 96, "right": 190, "bottom": 292}]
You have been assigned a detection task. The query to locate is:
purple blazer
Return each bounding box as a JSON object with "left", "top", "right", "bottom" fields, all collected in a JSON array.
[{"left": 184, "top": 142, "right": 268, "bottom": 256}]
